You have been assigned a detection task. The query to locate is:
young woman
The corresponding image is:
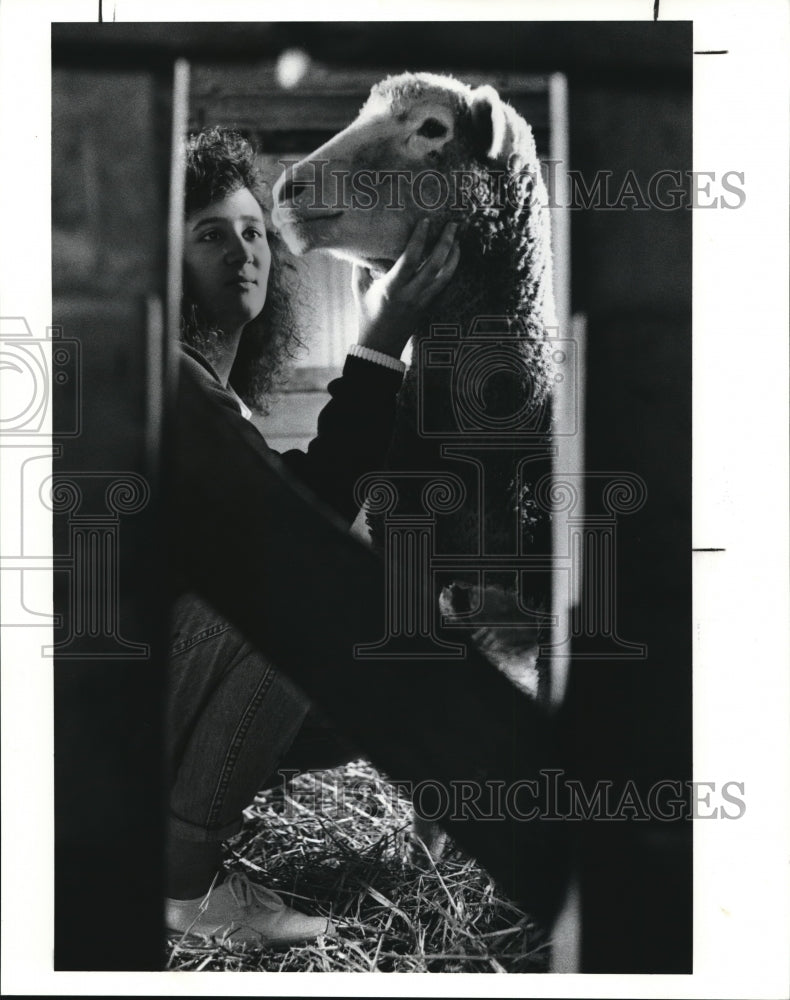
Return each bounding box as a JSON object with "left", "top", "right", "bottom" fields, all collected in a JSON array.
[{"left": 165, "top": 127, "right": 459, "bottom": 946}]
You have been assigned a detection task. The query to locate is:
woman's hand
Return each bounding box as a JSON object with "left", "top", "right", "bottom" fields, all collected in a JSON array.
[{"left": 352, "top": 219, "right": 460, "bottom": 360}]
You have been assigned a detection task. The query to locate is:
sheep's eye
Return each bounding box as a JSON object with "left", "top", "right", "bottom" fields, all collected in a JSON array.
[{"left": 417, "top": 117, "right": 448, "bottom": 139}]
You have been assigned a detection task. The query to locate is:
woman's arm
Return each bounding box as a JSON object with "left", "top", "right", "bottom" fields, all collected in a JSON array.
[
  {"left": 274, "top": 354, "right": 404, "bottom": 524},
  {"left": 276, "top": 221, "right": 460, "bottom": 524}
]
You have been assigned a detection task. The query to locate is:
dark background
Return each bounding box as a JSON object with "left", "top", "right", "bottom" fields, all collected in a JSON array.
[{"left": 52, "top": 20, "right": 691, "bottom": 973}]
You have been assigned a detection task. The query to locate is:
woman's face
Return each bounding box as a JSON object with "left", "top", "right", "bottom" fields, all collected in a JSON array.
[{"left": 184, "top": 187, "right": 271, "bottom": 333}]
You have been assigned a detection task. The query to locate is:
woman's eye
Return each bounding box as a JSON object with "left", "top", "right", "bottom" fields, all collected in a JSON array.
[
  {"left": 198, "top": 230, "right": 220, "bottom": 242},
  {"left": 417, "top": 118, "right": 448, "bottom": 139},
  {"left": 244, "top": 228, "right": 264, "bottom": 240}
]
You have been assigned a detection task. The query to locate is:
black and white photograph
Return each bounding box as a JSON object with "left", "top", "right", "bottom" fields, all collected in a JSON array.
[{"left": 1, "top": 1, "right": 788, "bottom": 995}]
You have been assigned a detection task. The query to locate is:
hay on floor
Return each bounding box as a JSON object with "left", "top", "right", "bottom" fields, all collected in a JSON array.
[{"left": 166, "top": 759, "right": 549, "bottom": 973}]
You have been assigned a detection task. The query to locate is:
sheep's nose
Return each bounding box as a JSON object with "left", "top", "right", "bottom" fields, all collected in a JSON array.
[{"left": 277, "top": 177, "right": 312, "bottom": 205}]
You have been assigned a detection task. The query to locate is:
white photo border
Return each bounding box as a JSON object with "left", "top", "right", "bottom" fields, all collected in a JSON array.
[{"left": 1, "top": 0, "right": 788, "bottom": 996}]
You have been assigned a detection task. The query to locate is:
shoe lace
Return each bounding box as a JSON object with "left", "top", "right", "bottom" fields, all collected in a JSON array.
[{"left": 226, "top": 871, "right": 285, "bottom": 914}]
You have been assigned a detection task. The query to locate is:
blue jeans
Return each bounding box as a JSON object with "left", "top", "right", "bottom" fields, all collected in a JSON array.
[{"left": 167, "top": 592, "right": 357, "bottom": 843}]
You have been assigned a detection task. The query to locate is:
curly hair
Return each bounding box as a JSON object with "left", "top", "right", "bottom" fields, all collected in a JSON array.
[{"left": 181, "top": 126, "right": 301, "bottom": 413}]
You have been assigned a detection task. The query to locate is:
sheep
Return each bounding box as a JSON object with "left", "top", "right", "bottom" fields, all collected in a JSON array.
[{"left": 272, "top": 72, "right": 557, "bottom": 860}]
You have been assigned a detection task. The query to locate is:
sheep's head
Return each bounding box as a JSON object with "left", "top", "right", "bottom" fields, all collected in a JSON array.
[{"left": 271, "top": 72, "right": 545, "bottom": 276}]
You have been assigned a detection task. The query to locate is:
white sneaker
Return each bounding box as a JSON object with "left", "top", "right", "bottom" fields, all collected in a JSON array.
[{"left": 165, "top": 871, "right": 336, "bottom": 947}]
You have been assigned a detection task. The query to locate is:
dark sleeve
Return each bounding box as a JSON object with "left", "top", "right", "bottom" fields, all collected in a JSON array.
[
  {"left": 274, "top": 354, "right": 403, "bottom": 524},
  {"left": 181, "top": 349, "right": 402, "bottom": 526}
]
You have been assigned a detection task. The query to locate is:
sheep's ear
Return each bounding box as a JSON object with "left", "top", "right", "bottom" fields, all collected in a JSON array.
[{"left": 470, "top": 85, "right": 509, "bottom": 163}]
